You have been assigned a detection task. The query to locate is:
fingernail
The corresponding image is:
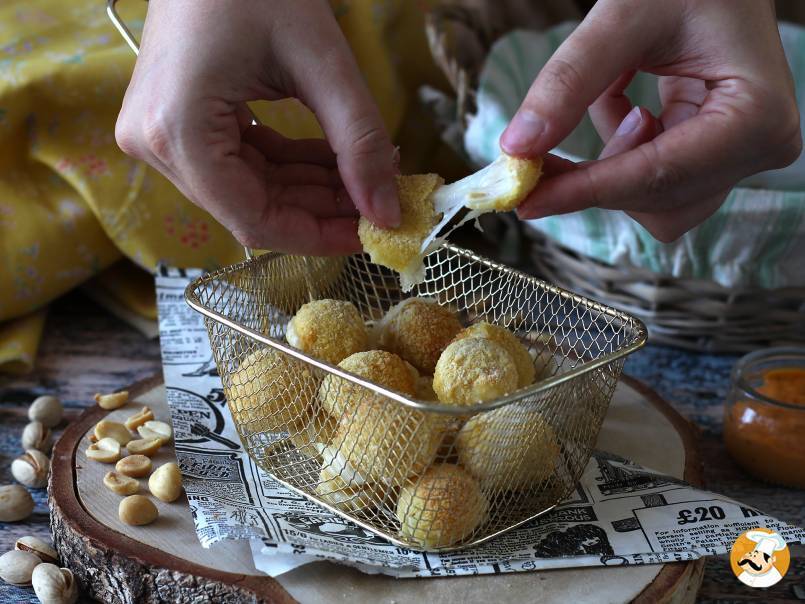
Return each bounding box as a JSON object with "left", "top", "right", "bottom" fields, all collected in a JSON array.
[
  {"left": 500, "top": 110, "right": 546, "bottom": 155},
  {"left": 615, "top": 106, "right": 642, "bottom": 136},
  {"left": 516, "top": 205, "right": 546, "bottom": 221},
  {"left": 371, "top": 181, "right": 401, "bottom": 228}
]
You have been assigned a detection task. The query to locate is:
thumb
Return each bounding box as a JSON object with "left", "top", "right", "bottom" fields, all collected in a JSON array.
[
  {"left": 294, "top": 39, "right": 400, "bottom": 228},
  {"left": 500, "top": 3, "right": 660, "bottom": 158}
]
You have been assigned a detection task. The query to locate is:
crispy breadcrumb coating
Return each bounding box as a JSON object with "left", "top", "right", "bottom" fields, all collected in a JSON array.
[
  {"left": 358, "top": 174, "right": 444, "bottom": 291},
  {"left": 456, "top": 405, "right": 561, "bottom": 491},
  {"left": 433, "top": 338, "right": 518, "bottom": 405},
  {"left": 315, "top": 444, "right": 385, "bottom": 513},
  {"left": 224, "top": 347, "right": 317, "bottom": 435},
  {"left": 453, "top": 322, "right": 535, "bottom": 389},
  {"left": 286, "top": 299, "right": 368, "bottom": 365},
  {"left": 318, "top": 350, "right": 418, "bottom": 419},
  {"left": 396, "top": 464, "right": 488, "bottom": 548},
  {"left": 416, "top": 375, "right": 438, "bottom": 402},
  {"left": 330, "top": 402, "right": 444, "bottom": 486},
  {"left": 378, "top": 298, "right": 462, "bottom": 374}
]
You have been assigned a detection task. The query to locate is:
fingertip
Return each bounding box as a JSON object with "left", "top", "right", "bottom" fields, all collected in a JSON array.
[
  {"left": 500, "top": 110, "right": 547, "bottom": 157},
  {"left": 368, "top": 179, "right": 401, "bottom": 228}
]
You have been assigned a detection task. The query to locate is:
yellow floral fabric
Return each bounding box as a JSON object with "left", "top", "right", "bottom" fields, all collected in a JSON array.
[{"left": 0, "top": 0, "right": 446, "bottom": 372}]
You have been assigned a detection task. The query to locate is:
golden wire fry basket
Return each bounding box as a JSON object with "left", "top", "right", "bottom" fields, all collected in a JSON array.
[
  {"left": 107, "top": 0, "right": 647, "bottom": 552},
  {"left": 185, "top": 245, "right": 647, "bottom": 551}
]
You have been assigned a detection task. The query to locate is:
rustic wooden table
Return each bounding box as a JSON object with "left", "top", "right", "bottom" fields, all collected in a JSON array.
[{"left": 0, "top": 291, "right": 802, "bottom": 603}]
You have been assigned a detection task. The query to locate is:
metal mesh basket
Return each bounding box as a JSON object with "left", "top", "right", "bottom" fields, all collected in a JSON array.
[{"left": 185, "top": 244, "right": 646, "bottom": 551}]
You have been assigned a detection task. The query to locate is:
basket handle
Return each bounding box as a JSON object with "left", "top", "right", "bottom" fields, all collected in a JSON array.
[{"left": 107, "top": 0, "right": 255, "bottom": 262}]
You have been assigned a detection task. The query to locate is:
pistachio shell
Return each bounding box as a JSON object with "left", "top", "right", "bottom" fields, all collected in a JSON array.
[
  {"left": 0, "top": 550, "right": 41, "bottom": 586},
  {"left": 0, "top": 484, "right": 35, "bottom": 521},
  {"left": 11, "top": 449, "right": 50, "bottom": 489},
  {"left": 32, "top": 563, "right": 78, "bottom": 604},
  {"left": 15, "top": 536, "right": 58, "bottom": 565},
  {"left": 28, "top": 395, "right": 63, "bottom": 428}
]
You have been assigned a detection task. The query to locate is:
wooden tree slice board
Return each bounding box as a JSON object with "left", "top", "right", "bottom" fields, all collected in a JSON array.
[{"left": 50, "top": 375, "right": 704, "bottom": 604}]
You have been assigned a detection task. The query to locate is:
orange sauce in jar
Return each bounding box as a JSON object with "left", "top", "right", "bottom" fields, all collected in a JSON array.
[{"left": 724, "top": 368, "right": 805, "bottom": 489}]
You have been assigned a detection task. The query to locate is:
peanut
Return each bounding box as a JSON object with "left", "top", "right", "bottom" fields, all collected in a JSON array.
[
  {"left": 137, "top": 420, "right": 172, "bottom": 444},
  {"left": 126, "top": 438, "right": 161, "bottom": 457},
  {"left": 85, "top": 438, "right": 121, "bottom": 463},
  {"left": 94, "top": 391, "right": 129, "bottom": 410},
  {"left": 124, "top": 406, "right": 154, "bottom": 431},
  {"left": 115, "top": 455, "right": 152, "bottom": 478},
  {"left": 148, "top": 462, "right": 183, "bottom": 503},
  {"left": 94, "top": 420, "right": 133, "bottom": 446},
  {"left": 103, "top": 471, "right": 139, "bottom": 496},
  {"left": 118, "top": 495, "right": 158, "bottom": 526}
]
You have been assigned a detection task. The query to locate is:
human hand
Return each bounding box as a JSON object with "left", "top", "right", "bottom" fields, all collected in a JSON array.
[
  {"left": 115, "top": 0, "right": 399, "bottom": 255},
  {"left": 501, "top": 0, "right": 802, "bottom": 242}
]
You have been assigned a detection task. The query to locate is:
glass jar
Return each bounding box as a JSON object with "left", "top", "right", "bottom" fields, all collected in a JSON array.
[{"left": 724, "top": 348, "right": 805, "bottom": 489}]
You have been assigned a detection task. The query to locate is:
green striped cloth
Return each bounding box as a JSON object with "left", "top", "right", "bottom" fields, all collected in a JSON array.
[{"left": 464, "top": 23, "right": 805, "bottom": 289}]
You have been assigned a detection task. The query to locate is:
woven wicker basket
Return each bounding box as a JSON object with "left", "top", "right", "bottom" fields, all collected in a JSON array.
[{"left": 425, "top": 4, "right": 805, "bottom": 353}]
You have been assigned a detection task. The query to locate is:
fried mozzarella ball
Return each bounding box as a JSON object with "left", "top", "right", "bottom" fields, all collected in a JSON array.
[
  {"left": 453, "top": 321, "right": 535, "bottom": 389},
  {"left": 455, "top": 405, "right": 561, "bottom": 491},
  {"left": 377, "top": 298, "right": 462, "bottom": 374},
  {"left": 287, "top": 408, "right": 339, "bottom": 460},
  {"left": 329, "top": 401, "right": 444, "bottom": 487},
  {"left": 359, "top": 156, "right": 542, "bottom": 292},
  {"left": 431, "top": 154, "right": 543, "bottom": 214},
  {"left": 396, "top": 464, "right": 488, "bottom": 549},
  {"left": 358, "top": 174, "right": 444, "bottom": 291},
  {"left": 314, "top": 444, "right": 386, "bottom": 513},
  {"left": 433, "top": 338, "right": 518, "bottom": 406},
  {"left": 416, "top": 375, "right": 438, "bottom": 402},
  {"left": 286, "top": 299, "right": 368, "bottom": 365},
  {"left": 318, "top": 350, "right": 418, "bottom": 419},
  {"left": 224, "top": 347, "right": 317, "bottom": 435},
  {"left": 530, "top": 333, "right": 559, "bottom": 381}
]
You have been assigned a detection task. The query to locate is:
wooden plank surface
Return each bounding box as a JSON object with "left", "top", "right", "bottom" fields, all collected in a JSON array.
[
  {"left": 55, "top": 371, "right": 700, "bottom": 604},
  {"left": 72, "top": 381, "right": 260, "bottom": 577}
]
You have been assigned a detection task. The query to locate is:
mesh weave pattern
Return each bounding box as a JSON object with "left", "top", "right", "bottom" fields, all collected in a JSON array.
[{"left": 185, "top": 245, "right": 646, "bottom": 551}]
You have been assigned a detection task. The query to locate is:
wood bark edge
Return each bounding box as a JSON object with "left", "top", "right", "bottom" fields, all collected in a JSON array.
[{"left": 49, "top": 374, "right": 296, "bottom": 604}]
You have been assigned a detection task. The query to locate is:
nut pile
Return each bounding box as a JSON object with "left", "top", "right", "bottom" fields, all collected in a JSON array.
[
  {"left": 0, "top": 537, "right": 74, "bottom": 603},
  {"left": 83, "top": 393, "right": 183, "bottom": 526},
  {"left": 0, "top": 394, "right": 71, "bottom": 602},
  {"left": 0, "top": 389, "right": 185, "bottom": 601},
  {"left": 1, "top": 395, "right": 62, "bottom": 524}
]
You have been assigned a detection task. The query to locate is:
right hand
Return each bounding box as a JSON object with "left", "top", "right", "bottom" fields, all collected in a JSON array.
[
  {"left": 115, "top": 0, "right": 400, "bottom": 255},
  {"left": 501, "top": 0, "right": 801, "bottom": 243}
]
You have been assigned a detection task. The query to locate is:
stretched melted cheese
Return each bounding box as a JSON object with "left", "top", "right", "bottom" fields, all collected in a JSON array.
[{"left": 359, "top": 154, "right": 542, "bottom": 291}]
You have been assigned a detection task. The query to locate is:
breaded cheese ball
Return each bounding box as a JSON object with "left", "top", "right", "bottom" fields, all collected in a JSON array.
[
  {"left": 456, "top": 406, "right": 561, "bottom": 491},
  {"left": 224, "top": 347, "right": 318, "bottom": 435},
  {"left": 287, "top": 408, "right": 339, "bottom": 460},
  {"left": 315, "top": 445, "right": 385, "bottom": 513},
  {"left": 329, "top": 401, "right": 444, "bottom": 486},
  {"left": 378, "top": 298, "right": 462, "bottom": 374},
  {"left": 530, "top": 334, "right": 559, "bottom": 381},
  {"left": 286, "top": 299, "right": 368, "bottom": 365},
  {"left": 318, "top": 350, "right": 418, "bottom": 419},
  {"left": 396, "top": 464, "right": 488, "bottom": 548},
  {"left": 453, "top": 321, "right": 535, "bottom": 389},
  {"left": 416, "top": 375, "right": 438, "bottom": 402},
  {"left": 433, "top": 338, "right": 518, "bottom": 406},
  {"left": 358, "top": 173, "right": 444, "bottom": 291}
]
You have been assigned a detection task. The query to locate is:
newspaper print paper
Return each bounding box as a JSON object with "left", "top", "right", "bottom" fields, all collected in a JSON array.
[{"left": 156, "top": 268, "right": 805, "bottom": 578}]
